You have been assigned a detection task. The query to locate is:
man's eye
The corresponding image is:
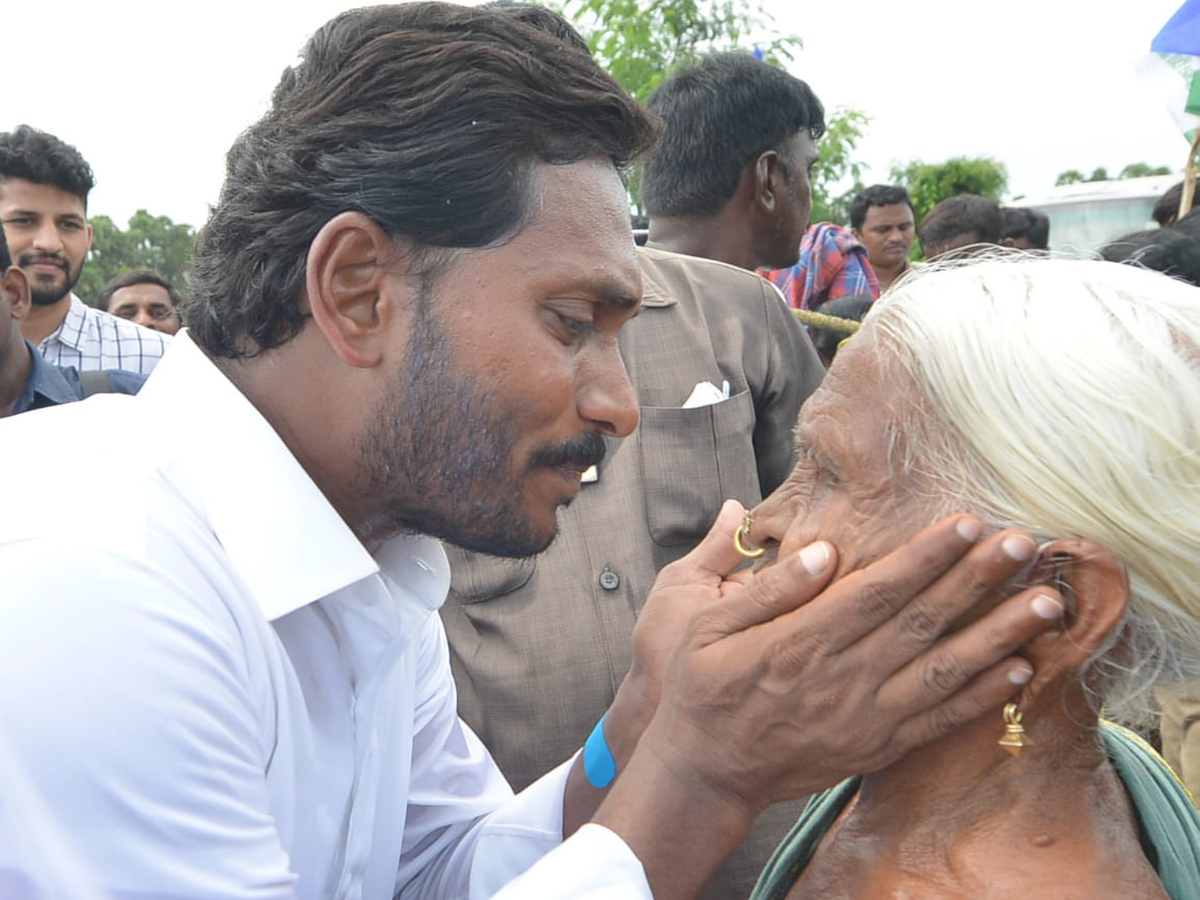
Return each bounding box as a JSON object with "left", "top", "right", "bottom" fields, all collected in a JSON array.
[
  {"left": 562, "top": 315, "right": 592, "bottom": 338},
  {"left": 548, "top": 308, "right": 595, "bottom": 344}
]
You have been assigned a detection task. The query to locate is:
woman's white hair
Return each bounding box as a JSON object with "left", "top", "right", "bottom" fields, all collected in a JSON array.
[{"left": 869, "top": 254, "right": 1200, "bottom": 726}]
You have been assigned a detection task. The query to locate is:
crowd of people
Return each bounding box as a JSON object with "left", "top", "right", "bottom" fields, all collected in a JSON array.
[{"left": 0, "top": 2, "right": 1198, "bottom": 899}]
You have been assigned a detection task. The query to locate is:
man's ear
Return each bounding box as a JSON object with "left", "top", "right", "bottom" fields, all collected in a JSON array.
[
  {"left": 752, "top": 149, "right": 784, "bottom": 216},
  {"left": 2, "top": 265, "right": 31, "bottom": 321},
  {"left": 1019, "top": 538, "right": 1130, "bottom": 704},
  {"left": 303, "top": 211, "right": 414, "bottom": 369}
]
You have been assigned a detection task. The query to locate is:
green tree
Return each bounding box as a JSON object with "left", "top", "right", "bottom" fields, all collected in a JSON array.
[
  {"left": 550, "top": 0, "right": 867, "bottom": 218},
  {"left": 1119, "top": 162, "right": 1172, "bottom": 180},
  {"left": 555, "top": 0, "right": 801, "bottom": 103},
  {"left": 1056, "top": 163, "right": 1173, "bottom": 187},
  {"left": 77, "top": 210, "right": 196, "bottom": 305},
  {"left": 809, "top": 107, "right": 870, "bottom": 224},
  {"left": 889, "top": 157, "right": 1009, "bottom": 226}
]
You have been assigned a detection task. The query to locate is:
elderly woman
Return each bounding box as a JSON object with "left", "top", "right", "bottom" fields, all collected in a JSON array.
[{"left": 741, "top": 258, "right": 1200, "bottom": 899}]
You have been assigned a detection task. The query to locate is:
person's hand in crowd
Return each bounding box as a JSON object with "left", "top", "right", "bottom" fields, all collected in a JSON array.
[{"left": 590, "top": 510, "right": 1062, "bottom": 900}]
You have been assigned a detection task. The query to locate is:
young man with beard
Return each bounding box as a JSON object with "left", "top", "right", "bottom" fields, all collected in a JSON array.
[
  {"left": 0, "top": 126, "right": 170, "bottom": 373},
  {"left": 0, "top": 5, "right": 1061, "bottom": 899},
  {"left": 0, "top": 226, "right": 143, "bottom": 417}
]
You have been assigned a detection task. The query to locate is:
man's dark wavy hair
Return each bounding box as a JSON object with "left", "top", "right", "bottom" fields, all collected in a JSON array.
[
  {"left": 917, "top": 194, "right": 1002, "bottom": 252},
  {"left": 848, "top": 184, "right": 913, "bottom": 231},
  {"left": 641, "top": 52, "right": 824, "bottom": 218},
  {"left": 999, "top": 206, "right": 1050, "bottom": 250},
  {"left": 185, "top": 2, "right": 660, "bottom": 358},
  {"left": 0, "top": 125, "right": 94, "bottom": 207}
]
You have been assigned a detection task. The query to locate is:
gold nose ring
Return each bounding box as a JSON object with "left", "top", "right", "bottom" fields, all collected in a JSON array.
[{"left": 733, "top": 511, "right": 765, "bottom": 559}]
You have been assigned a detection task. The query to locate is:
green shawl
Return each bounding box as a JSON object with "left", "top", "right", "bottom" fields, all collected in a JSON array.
[{"left": 750, "top": 723, "right": 1200, "bottom": 899}]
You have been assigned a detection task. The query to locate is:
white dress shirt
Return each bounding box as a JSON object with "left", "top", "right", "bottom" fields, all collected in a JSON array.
[
  {"left": 0, "top": 332, "right": 649, "bottom": 900},
  {"left": 37, "top": 293, "right": 170, "bottom": 374}
]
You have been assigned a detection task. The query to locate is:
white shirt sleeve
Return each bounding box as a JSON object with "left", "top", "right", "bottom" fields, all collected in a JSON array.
[
  {"left": 0, "top": 542, "right": 299, "bottom": 900},
  {"left": 396, "top": 616, "right": 652, "bottom": 899},
  {"left": 490, "top": 824, "right": 651, "bottom": 900}
]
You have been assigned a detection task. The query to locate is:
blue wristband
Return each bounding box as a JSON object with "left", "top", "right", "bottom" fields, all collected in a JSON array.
[{"left": 583, "top": 714, "right": 617, "bottom": 789}]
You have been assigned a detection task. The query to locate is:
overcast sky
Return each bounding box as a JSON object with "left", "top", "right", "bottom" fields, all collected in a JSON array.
[{"left": 3, "top": 0, "right": 1191, "bottom": 228}]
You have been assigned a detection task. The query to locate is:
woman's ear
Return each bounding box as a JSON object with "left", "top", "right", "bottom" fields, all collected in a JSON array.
[{"left": 1019, "top": 538, "right": 1130, "bottom": 704}]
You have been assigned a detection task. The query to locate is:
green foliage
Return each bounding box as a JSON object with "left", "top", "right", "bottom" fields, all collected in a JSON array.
[
  {"left": 889, "top": 156, "right": 1009, "bottom": 226},
  {"left": 77, "top": 210, "right": 196, "bottom": 305},
  {"left": 551, "top": 0, "right": 868, "bottom": 219},
  {"left": 554, "top": 0, "right": 801, "bottom": 103},
  {"left": 1120, "top": 162, "right": 1172, "bottom": 179},
  {"left": 1056, "top": 162, "right": 1172, "bottom": 187},
  {"left": 809, "top": 107, "right": 870, "bottom": 225}
]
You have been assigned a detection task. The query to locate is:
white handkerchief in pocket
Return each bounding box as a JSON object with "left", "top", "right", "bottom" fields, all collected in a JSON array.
[{"left": 681, "top": 379, "right": 731, "bottom": 409}]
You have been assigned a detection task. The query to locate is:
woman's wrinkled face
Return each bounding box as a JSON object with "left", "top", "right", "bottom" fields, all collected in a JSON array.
[{"left": 748, "top": 331, "right": 935, "bottom": 577}]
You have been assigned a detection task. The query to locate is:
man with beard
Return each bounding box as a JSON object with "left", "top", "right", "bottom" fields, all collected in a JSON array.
[
  {"left": 441, "top": 11, "right": 823, "bottom": 898},
  {"left": 0, "top": 126, "right": 170, "bottom": 374},
  {"left": 0, "top": 226, "right": 143, "bottom": 417},
  {"left": 0, "top": 5, "right": 1061, "bottom": 899}
]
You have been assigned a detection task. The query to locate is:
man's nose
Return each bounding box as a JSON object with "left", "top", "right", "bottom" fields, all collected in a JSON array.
[
  {"left": 31, "top": 222, "right": 63, "bottom": 254},
  {"left": 578, "top": 340, "right": 639, "bottom": 438}
]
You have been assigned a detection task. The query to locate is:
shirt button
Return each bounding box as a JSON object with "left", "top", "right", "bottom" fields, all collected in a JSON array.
[{"left": 599, "top": 567, "right": 620, "bottom": 591}]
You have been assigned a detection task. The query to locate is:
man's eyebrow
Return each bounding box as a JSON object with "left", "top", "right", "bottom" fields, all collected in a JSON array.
[{"left": 594, "top": 281, "right": 641, "bottom": 311}]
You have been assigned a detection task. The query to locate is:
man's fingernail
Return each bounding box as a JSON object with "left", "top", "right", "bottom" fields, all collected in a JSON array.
[
  {"left": 1032, "top": 593, "right": 1064, "bottom": 619},
  {"left": 1008, "top": 663, "right": 1034, "bottom": 685},
  {"left": 798, "top": 541, "right": 830, "bottom": 575},
  {"left": 956, "top": 517, "right": 983, "bottom": 541},
  {"left": 1002, "top": 534, "right": 1036, "bottom": 561}
]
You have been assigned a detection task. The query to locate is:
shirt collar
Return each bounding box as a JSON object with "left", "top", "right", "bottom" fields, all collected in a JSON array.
[
  {"left": 637, "top": 248, "right": 679, "bottom": 310},
  {"left": 17, "top": 341, "right": 80, "bottom": 412},
  {"left": 45, "top": 294, "right": 94, "bottom": 353},
  {"left": 137, "top": 332, "right": 396, "bottom": 621}
]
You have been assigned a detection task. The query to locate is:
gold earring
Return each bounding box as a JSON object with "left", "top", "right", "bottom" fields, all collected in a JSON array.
[
  {"left": 999, "top": 702, "right": 1034, "bottom": 758},
  {"left": 733, "top": 512, "right": 765, "bottom": 559}
]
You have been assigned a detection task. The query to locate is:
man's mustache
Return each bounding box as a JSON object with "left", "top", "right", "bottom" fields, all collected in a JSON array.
[
  {"left": 528, "top": 431, "right": 607, "bottom": 472},
  {"left": 19, "top": 253, "right": 68, "bottom": 271}
]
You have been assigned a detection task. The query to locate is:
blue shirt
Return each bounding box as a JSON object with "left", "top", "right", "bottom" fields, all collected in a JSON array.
[{"left": 16, "top": 340, "right": 145, "bottom": 414}]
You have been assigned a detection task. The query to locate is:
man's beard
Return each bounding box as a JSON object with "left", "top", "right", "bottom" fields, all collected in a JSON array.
[
  {"left": 356, "top": 289, "right": 606, "bottom": 558},
  {"left": 19, "top": 253, "right": 82, "bottom": 307}
]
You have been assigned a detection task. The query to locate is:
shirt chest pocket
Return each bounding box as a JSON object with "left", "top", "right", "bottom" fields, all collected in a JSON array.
[{"left": 638, "top": 388, "right": 762, "bottom": 547}]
